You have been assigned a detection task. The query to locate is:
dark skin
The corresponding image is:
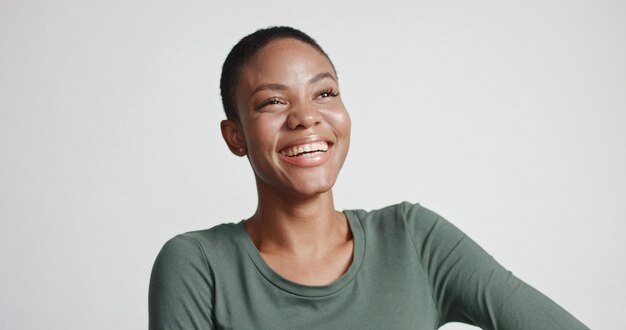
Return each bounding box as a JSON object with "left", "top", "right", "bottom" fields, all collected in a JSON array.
[{"left": 220, "top": 38, "right": 353, "bottom": 285}]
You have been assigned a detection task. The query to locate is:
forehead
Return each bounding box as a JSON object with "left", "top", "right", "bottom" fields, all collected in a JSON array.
[{"left": 239, "top": 38, "right": 335, "bottom": 87}]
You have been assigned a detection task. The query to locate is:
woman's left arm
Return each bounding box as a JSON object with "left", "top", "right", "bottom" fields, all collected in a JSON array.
[{"left": 403, "top": 202, "right": 589, "bottom": 329}]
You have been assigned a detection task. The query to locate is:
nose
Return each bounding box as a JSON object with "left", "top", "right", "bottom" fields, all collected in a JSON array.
[{"left": 286, "top": 101, "right": 322, "bottom": 130}]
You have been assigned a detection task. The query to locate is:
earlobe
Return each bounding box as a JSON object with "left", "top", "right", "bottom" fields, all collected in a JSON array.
[{"left": 220, "top": 119, "right": 247, "bottom": 157}]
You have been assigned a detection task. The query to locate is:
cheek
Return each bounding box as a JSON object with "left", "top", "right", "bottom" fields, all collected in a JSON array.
[
  {"left": 244, "top": 117, "right": 283, "bottom": 156},
  {"left": 328, "top": 107, "right": 351, "bottom": 138},
  {"left": 344, "top": 111, "right": 352, "bottom": 136}
]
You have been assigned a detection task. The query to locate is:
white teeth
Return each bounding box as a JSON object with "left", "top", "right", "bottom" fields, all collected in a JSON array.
[{"left": 280, "top": 141, "right": 329, "bottom": 157}]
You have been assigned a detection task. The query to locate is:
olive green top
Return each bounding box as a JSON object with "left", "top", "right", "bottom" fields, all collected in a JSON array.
[{"left": 149, "top": 202, "right": 587, "bottom": 329}]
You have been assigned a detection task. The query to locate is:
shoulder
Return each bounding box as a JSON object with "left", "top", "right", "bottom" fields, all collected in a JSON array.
[
  {"left": 149, "top": 225, "right": 237, "bottom": 330},
  {"left": 154, "top": 221, "right": 242, "bottom": 267},
  {"left": 349, "top": 201, "right": 463, "bottom": 253},
  {"left": 348, "top": 201, "right": 449, "bottom": 230},
  {"left": 149, "top": 222, "right": 242, "bottom": 310},
  {"left": 150, "top": 233, "right": 209, "bottom": 284}
]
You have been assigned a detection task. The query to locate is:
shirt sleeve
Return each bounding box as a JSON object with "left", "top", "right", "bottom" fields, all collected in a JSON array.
[
  {"left": 401, "top": 202, "right": 588, "bottom": 330},
  {"left": 149, "top": 233, "right": 215, "bottom": 330}
]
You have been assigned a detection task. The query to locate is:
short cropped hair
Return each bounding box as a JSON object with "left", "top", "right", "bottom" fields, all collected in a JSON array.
[{"left": 219, "top": 26, "right": 335, "bottom": 120}]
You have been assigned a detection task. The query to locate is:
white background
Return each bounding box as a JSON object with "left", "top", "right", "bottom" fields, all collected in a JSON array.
[{"left": 1, "top": 0, "right": 624, "bottom": 329}]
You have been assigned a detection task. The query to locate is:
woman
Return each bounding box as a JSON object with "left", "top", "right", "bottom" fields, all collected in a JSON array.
[{"left": 149, "top": 26, "right": 588, "bottom": 329}]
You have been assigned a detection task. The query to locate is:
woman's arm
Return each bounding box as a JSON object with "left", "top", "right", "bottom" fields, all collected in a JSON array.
[
  {"left": 149, "top": 233, "right": 215, "bottom": 330},
  {"left": 402, "top": 202, "right": 588, "bottom": 329}
]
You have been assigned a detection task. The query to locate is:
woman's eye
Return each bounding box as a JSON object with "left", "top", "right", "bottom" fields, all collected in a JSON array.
[
  {"left": 318, "top": 88, "right": 339, "bottom": 99},
  {"left": 257, "top": 97, "right": 285, "bottom": 110}
]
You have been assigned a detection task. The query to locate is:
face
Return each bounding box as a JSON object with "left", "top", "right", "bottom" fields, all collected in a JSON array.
[{"left": 223, "top": 38, "right": 351, "bottom": 198}]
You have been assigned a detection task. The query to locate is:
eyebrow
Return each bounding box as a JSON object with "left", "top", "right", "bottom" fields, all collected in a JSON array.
[
  {"left": 250, "top": 83, "right": 287, "bottom": 95},
  {"left": 308, "top": 72, "right": 337, "bottom": 85},
  {"left": 250, "top": 72, "right": 337, "bottom": 96}
]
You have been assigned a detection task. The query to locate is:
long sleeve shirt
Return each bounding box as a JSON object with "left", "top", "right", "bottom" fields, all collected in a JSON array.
[{"left": 149, "top": 202, "right": 588, "bottom": 329}]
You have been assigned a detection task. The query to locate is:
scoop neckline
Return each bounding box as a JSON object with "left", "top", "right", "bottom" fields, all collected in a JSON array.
[{"left": 236, "top": 210, "right": 364, "bottom": 298}]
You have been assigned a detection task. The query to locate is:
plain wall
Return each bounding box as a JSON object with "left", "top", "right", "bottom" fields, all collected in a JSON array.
[{"left": 1, "top": 0, "right": 624, "bottom": 329}]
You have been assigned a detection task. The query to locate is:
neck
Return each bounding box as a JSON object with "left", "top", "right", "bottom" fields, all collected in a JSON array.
[{"left": 246, "top": 178, "right": 349, "bottom": 257}]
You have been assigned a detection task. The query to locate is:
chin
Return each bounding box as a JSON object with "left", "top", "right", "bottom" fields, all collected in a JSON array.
[
  {"left": 253, "top": 158, "right": 345, "bottom": 199},
  {"left": 287, "top": 176, "right": 336, "bottom": 198}
]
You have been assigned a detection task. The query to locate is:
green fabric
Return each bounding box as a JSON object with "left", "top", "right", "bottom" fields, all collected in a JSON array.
[{"left": 149, "top": 202, "right": 587, "bottom": 329}]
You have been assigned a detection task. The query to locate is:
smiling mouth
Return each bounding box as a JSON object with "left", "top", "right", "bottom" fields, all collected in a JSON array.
[{"left": 279, "top": 141, "right": 329, "bottom": 157}]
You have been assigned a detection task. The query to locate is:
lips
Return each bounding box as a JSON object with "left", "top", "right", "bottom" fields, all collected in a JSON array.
[
  {"left": 277, "top": 138, "right": 333, "bottom": 167},
  {"left": 279, "top": 141, "right": 329, "bottom": 157}
]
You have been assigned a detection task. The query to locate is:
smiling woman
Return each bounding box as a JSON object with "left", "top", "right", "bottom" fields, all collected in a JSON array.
[
  {"left": 148, "top": 26, "right": 589, "bottom": 329},
  {"left": 222, "top": 36, "right": 350, "bottom": 199}
]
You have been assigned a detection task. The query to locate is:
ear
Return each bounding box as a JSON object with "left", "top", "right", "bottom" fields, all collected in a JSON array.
[{"left": 220, "top": 119, "right": 247, "bottom": 157}]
